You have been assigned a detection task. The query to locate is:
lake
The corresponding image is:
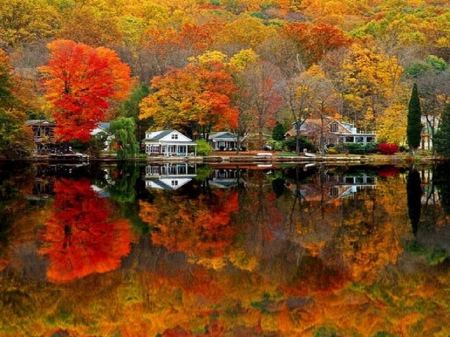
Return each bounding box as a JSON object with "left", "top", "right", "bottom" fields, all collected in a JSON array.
[{"left": 1, "top": 161, "right": 450, "bottom": 336}]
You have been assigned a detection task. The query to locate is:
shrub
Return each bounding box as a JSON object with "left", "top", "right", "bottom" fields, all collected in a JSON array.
[
  {"left": 267, "top": 140, "right": 284, "bottom": 151},
  {"left": 282, "top": 136, "right": 315, "bottom": 152},
  {"left": 343, "top": 142, "right": 378, "bottom": 154},
  {"left": 377, "top": 142, "right": 399, "bottom": 155},
  {"left": 196, "top": 139, "right": 212, "bottom": 156}
]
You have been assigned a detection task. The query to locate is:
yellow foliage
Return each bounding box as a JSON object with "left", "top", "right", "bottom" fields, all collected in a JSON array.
[{"left": 228, "top": 49, "right": 259, "bottom": 72}]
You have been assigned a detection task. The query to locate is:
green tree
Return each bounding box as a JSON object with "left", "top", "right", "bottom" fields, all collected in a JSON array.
[
  {"left": 110, "top": 117, "right": 139, "bottom": 159},
  {"left": 407, "top": 83, "right": 422, "bottom": 153},
  {"left": 434, "top": 103, "right": 450, "bottom": 157},
  {"left": 0, "top": 108, "right": 34, "bottom": 159},
  {"left": 119, "top": 83, "right": 152, "bottom": 144},
  {"left": 272, "top": 121, "right": 285, "bottom": 141}
]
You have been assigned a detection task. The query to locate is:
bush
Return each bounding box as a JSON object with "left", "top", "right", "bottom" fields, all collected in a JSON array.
[
  {"left": 377, "top": 142, "right": 399, "bottom": 155},
  {"left": 282, "top": 136, "right": 315, "bottom": 152},
  {"left": 343, "top": 142, "right": 378, "bottom": 154},
  {"left": 196, "top": 139, "right": 212, "bottom": 156},
  {"left": 267, "top": 140, "right": 284, "bottom": 151}
]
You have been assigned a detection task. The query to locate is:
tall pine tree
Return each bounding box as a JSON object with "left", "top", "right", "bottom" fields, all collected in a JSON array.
[
  {"left": 407, "top": 83, "right": 423, "bottom": 152},
  {"left": 434, "top": 103, "right": 450, "bottom": 157}
]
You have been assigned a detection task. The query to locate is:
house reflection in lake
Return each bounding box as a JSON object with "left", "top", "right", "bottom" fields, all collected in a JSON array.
[
  {"left": 144, "top": 163, "right": 197, "bottom": 190},
  {"left": 285, "top": 170, "right": 376, "bottom": 201}
]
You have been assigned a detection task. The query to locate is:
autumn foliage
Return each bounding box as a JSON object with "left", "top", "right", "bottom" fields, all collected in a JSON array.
[
  {"left": 140, "top": 190, "right": 239, "bottom": 266},
  {"left": 39, "top": 178, "right": 132, "bottom": 283},
  {"left": 377, "top": 142, "right": 399, "bottom": 155},
  {"left": 39, "top": 40, "right": 131, "bottom": 143},
  {"left": 139, "top": 59, "right": 239, "bottom": 138}
]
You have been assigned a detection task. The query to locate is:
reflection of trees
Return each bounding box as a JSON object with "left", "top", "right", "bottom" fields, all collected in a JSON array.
[
  {"left": 39, "top": 178, "right": 132, "bottom": 282},
  {"left": 407, "top": 168, "right": 422, "bottom": 235},
  {"left": 0, "top": 163, "right": 35, "bottom": 272},
  {"left": 435, "top": 164, "right": 450, "bottom": 215},
  {"left": 140, "top": 189, "right": 239, "bottom": 268}
]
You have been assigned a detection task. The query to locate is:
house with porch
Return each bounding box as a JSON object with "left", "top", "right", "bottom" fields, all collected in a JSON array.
[
  {"left": 143, "top": 130, "right": 197, "bottom": 156},
  {"left": 144, "top": 163, "right": 197, "bottom": 190},
  {"left": 26, "top": 120, "right": 56, "bottom": 154},
  {"left": 209, "top": 131, "right": 239, "bottom": 151},
  {"left": 285, "top": 117, "right": 376, "bottom": 149}
]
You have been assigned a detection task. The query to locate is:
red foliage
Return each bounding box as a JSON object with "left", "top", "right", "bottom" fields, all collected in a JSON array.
[
  {"left": 377, "top": 166, "right": 400, "bottom": 178},
  {"left": 281, "top": 22, "right": 352, "bottom": 65},
  {"left": 377, "top": 142, "right": 399, "bottom": 155},
  {"left": 39, "top": 178, "right": 132, "bottom": 283},
  {"left": 39, "top": 40, "right": 130, "bottom": 143}
]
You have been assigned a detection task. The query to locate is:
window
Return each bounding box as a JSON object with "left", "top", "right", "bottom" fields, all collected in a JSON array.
[
  {"left": 171, "top": 134, "right": 178, "bottom": 139},
  {"left": 330, "top": 123, "right": 338, "bottom": 132},
  {"left": 171, "top": 180, "right": 178, "bottom": 186}
]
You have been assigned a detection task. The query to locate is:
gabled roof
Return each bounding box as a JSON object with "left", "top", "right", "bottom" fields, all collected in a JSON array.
[
  {"left": 26, "top": 119, "right": 55, "bottom": 126},
  {"left": 143, "top": 130, "right": 197, "bottom": 145},
  {"left": 147, "top": 130, "right": 175, "bottom": 140},
  {"left": 210, "top": 132, "right": 237, "bottom": 139}
]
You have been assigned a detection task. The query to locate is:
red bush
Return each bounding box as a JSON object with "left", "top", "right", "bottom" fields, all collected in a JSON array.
[{"left": 377, "top": 142, "right": 399, "bottom": 155}]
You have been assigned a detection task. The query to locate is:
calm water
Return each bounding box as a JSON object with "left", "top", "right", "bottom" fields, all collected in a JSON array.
[{"left": 1, "top": 161, "right": 450, "bottom": 336}]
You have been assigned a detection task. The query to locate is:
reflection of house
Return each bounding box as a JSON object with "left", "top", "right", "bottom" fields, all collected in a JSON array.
[
  {"left": 286, "top": 173, "right": 376, "bottom": 201},
  {"left": 144, "top": 164, "right": 197, "bottom": 190},
  {"left": 209, "top": 132, "right": 241, "bottom": 151},
  {"left": 285, "top": 117, "right": 376, "bottom": 147},
  {"left": 26, "top": 120, "right": 56, "bottom": 153},
  {"left": 328, "top": 174, "right": 376, "bottom": 199},
  {"left": 143, "top": 130, "right": 197, "bottom": 156},
  {"left": 209, "top": 168, "right": 240, "bottom": 188},
  {"left": 26, "top": 177, "right": 55, "bottom": 201}
]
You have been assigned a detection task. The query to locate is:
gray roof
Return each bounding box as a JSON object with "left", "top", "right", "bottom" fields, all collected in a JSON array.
[
  {"left": 210, "top": 132, "right": 237, "bottom": 140},
  {"left": 26, "top": 120, "right": 55, "bottom": 126},
  {"left": 147, "top": 130, "right": 176, "bottom": 140}
]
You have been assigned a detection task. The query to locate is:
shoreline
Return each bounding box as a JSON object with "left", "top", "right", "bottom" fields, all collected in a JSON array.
[{"left": 3, "top": 152, "right": 445, "bottom": 166}]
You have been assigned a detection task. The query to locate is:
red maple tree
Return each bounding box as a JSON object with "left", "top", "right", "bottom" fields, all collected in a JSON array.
[{"left": 39, "top": 39, "right": 131, "bottom": 143}]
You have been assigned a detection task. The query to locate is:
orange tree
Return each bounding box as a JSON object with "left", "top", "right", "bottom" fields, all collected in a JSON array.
[
  {"left": 139, "top": 58, "right": 238, "bottom": 139},
  {"left": 39, "top": 40, "right": 131, "bottom": 143}
]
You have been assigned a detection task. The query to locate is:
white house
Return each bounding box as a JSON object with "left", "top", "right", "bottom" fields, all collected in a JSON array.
[
  {"left": 144, "top": 164, "right": 197, "bottom": 190},
  {"left": 143, "top": 130, "right": 197, "bottom": 156}
]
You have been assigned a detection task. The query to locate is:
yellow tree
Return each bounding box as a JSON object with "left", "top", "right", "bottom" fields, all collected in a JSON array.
[
  {"left": 339, "top": 43, "right": 403, "bottom": 131},
  {"left": 0, "top": 0, "right": 60, "bottom": 48}
]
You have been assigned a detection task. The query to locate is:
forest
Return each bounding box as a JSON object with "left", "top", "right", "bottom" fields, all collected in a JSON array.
[{"left": 1, "top": 0, "right": 450, "bottom": 158}]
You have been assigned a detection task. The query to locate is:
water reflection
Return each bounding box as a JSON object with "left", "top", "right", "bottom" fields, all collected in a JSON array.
[{"left": 2, "top": 162, "right": 450, "bottom": 336}]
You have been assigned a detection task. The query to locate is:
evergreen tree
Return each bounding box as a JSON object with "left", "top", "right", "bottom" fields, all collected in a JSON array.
[
  {"left": 434, "top": 103, "right": 450, "bottom": 157},
  {"left": 272, "top": 121, "right": 286, "bottom": 141},
  {"left": 407, "top": 83, "right": 423, "bottom": 152}
]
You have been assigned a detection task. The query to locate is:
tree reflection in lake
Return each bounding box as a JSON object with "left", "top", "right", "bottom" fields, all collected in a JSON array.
[{"left": 2, "top": 162, "right": 450, "bottom": 336}]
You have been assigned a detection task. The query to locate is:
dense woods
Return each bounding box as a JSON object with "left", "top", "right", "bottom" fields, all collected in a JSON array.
[{"left": 2, "top": 0, "right": 450, "bottom": 157}]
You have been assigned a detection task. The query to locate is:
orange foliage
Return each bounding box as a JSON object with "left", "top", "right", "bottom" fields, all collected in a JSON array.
[
  {"left": 39, "top": 40, "right": 131, "bottom": 142},
  {"left": 140, "top": 60, "right": 239, "bottom": 135},
  {"left": 39, "top": 178, "right": 132, "bottom": 283},
  {"left": 144, "top": 190, "right": 239, "bottom": 260},
  {"left": 281, "top": 22, "right": 352, "bottom": 66}
]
